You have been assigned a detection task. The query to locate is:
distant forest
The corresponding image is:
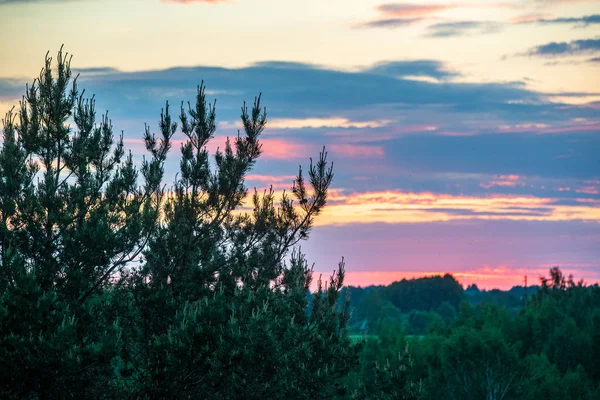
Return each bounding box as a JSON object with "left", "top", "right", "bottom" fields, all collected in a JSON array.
[{"left": 335, "top": 267, "right": 600, "bottom": 399}]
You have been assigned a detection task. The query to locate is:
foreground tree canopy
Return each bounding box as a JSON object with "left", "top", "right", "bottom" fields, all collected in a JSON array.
[{"left": 1, "top": 48, "right": 425, "bottom": 399}]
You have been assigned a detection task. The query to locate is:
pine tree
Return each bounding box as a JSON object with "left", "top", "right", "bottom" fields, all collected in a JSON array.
[
  {"left": 0, "top": 46, "right": 172, "bottom": 398},
  {"left": 121, "top": 81, "right": 359, "bottom": 399},
  {"left": 1, "top": 47, "right": 362, "bottom": 399}
]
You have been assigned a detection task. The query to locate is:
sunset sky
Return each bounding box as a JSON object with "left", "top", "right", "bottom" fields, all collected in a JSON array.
[{"left": 1, "top": 0, "right": 599, "bottom": 289}]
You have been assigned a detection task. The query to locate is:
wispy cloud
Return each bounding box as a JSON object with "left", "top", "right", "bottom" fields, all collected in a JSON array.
[
  {"left": 426, "top": 21, "right": 503, "bottom": 37},
  {"left": 377, "top": 3, "right": 514, "bottom": 18},
  {"left": 523, "top": 37, "right": 600, "bottom": 57},
  {"left": 480, "top": 174, "right": 523, "bottom": 189},
  {"left": 73, "top": 67, "right": 120, "bottom": 75},
  {"left": 259, "top": 139, "right": 311, "bottom": 160},
  {"left": 328, "top": 144, "right": 384, "bottom": 158},
  {"left": 358, "top": 18, "right": 422, "bottom": 29},
  {"left": 0, "top": 78, "right": 23, "bottom": 100},
  {"left": 358, "top": 3, "right": 514, "bottom": 29},
  {"left": 530, "top": 14, "right": 600, "bottom": 25},
  {"left": 268, "top": 117, "right": 391, "bottom": 129},
  {"left": 377, "top": 3, "right": 453, "bottom": 17},
  {"left": 510, "top": 13, "right": 555, "bottom": 23}
]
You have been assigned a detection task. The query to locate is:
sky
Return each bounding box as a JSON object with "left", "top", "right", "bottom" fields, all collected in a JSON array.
[{"left": 1, "top": 0, "right": 599, "bottom": 289}]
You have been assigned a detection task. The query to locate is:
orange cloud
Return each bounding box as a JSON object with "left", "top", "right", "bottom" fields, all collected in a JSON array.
[{"left": 317, "top": 190, "right": 600, "bottom": 225}]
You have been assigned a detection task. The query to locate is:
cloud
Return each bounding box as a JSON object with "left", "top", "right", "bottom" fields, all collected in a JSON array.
[
  {"left": 359, "top": 3, "right": 514, "bottom": 29},
  {"left": 267, "top": 117, "right": 391, "bottom": 129},
  {"left": 377, "top": 3, "right": 452, "bottom": 17},
  {"left": 512, "top": 14, "right": 600, "bottom": 25},
  {"left": 532, "top": 14, "right": 600, "bottom": 25},
  {"left": 510, "top": 13, "right": 555, "bottom": 23},
  {"left": 480, "top": 174, "right": 523, "bottom": 189},
  {"left": 3, "top": 58, "right": 598, "bottom": 199},
  {"left": 355, "top": 3, "right": 442, "bottom": 29},
  {"left": 259, "top": 139, "right": 311, "bottom": 160},
  {"left": 246, "top": 174, "right": 296, "bottom": 183},
  {"left": 47, "top": 60, "right": 542, "bottom": 123},
  {"left": 376, "top": 3, "right": 514, "bottom": 18},
  {"left": 73, "top": 67, "right": 120, "bottom": 75},
  {"left": 365, "top": 60, "right": 459, "bottom": 80},
  {"left": 523, "top": 37, "right": 600, "bottom": 57},
  {"left": 0, "top": 78, "right": 23, "bottom": 100},
  {"left": 358, "top": 17, "right": 422, "bottom": 29},
  {"left": 328, "top": 144, "right": 384, "bottom": 158},
  {"left": 426, "top": 21, "right": 503, "bottom": 37},
  {"left": 318, "top": 189, "right": 600, "bottom": 225}
]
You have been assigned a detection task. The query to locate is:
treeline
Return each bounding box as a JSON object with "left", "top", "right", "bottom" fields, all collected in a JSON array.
[
  {"left": 342, "top": 268, "right": 600, "bottom": 399},
  {"left": 341, "top": 274, "right": 539, "bottom": 335}
]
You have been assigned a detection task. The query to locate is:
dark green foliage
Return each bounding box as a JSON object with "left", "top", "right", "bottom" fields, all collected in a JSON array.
[
  {"left": 383, "top": 273, "right": 464, "bottom": 313},
  {"left": 0, "top": 47, "right": 161, "bottom": 398},
  {"left": 348, "top": 268, "right": 600, "bottom": 400},
  {"left": 345, "top": 324, "right": 424, "bottom": 400},
  {"left": 1, "top": 48, "right": 410, "bottom": 399}
]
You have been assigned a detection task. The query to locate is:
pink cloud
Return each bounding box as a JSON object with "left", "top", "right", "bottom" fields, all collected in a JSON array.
[
  {"left": 509, "top": 13, "right": 555, "bottom": 23},
  {"left": 123, "top": 137, "right": 311, "bottom": 160},
  {"left": 576, "top": 181, "right": 600, "bottom": 195},
  {"left": 328, "top": 144, "right": 384, "bottom": 158},
  {"left": 480, "top": 174, "right": 523, "bottom": 189},
  {"left": 245, "top": 174, "right": 296, "bottom": 190},
  {"left": 377, "top": 2, "right": 515, "bottom": 17},
  {"left": 246, "top": 174, "right": 296, "bottom": 183},
  {"left": 377, "top": 4, "right": 452, "bottom": 17},
  {"left": 259, "top": 139, "right": 311, "bottom": 160}
]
